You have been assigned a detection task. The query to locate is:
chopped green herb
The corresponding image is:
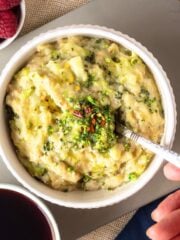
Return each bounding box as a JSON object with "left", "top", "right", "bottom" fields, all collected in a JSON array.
[
  {"left": 86, "top": 96, "right": 97, "bottom": 106},
  {"left": 43, "top": 141, "right": 54, "bottom": 152},
  {"left": 23, "top": 161, "right": 47, "bottom": 178},
  {"left": 124, "top": 49, "right": 132, "bottom": 56},
  {"left": 115, "top": 91, "right": 122, "bottom": 99},
  {"left": 130, "top": 58, "right": 138, "bottom": 65},
  {"left": 139, "top": 88, "right": 156, "bottom": 113},
  {"left": 83, "top": 175, "right": 91, "bottom": 183},
  {"left": 128, "top": 172, "right": 138, "bottom": 181},
  {"left": 51, "top": 50, "right": 60, "bottom": 60},
  {"left": 85, "top": 52, "right": 95, "bottom": 63},
  {"left": 66, "top": 97, "right": 74, "bottom": 103},
  {"left": 47, "top": 125, "right": 54, "bottom": 135},
  {"left": 56, "top": 97, "right": 117, "bottom": 153},
  {"left": 123, "top": 142, "right": 131, "bottom": 151},
  {"left": 112, "top": 56, "right": 120, "bottom": 63},
  {"left": 83, "top": 74, "right": 95, "bottom": 88},
  {"left": 56, "top": 119, "right": 66, "bottom": 127},
  {"left": 67, "top": 166, "right": 75, "bottom": 172},
  {"left": 63, "top": 126, "right": 72, "bottom": 135},
  {"left": 95, "top": 39, "right": 102, "bottom": 44},
  {"left": 34, "top": 165, "right": 47, "bottom": 177}
]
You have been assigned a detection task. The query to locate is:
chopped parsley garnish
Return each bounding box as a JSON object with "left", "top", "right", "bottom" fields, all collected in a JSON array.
[
  {"left": 112, "top": 56, "right": 120, "bottom": 63},
  {"left": 47, "top": 125, "right": 54, "bottom": 135},
  {"left": 83, "top": 74, "right": 95, "bottom": 88},
  {"left": 51, "top": 50, "right": 60, "bottom": 60},
  {"left": 115, "top": 91, "right": 122, "bottom": 99},
  {"left": 83, "top": 175, "right": 91, "bottom": 183},
  {"left": 95, "top": 39, "right": 102, "bottom": 44},
  {"left": 33, "top": 165, "right": 47, "bottom": 177},
  {"left": 128, "top": 172, "right": 138, "bottom": 181},
  {"left": 56, "top": 97, "right": 117, "bottom": 152},
  {"left": 85, "top": 52, "right": 95, "bottom": 63},
  {"left": 123, "top": 141, "right": 131, "bottom": 151},
  {"left": 139, "top": 88, "right": 156, "bottom": 113},
  {"left": 86, "top": 95, "right": 98, "bottom": 106},
  {"left": 43, "top": 141, "right": 54, "bottom": 152},
  {"left": 67, "top": 166, "right": 75, "bottom": 173}
]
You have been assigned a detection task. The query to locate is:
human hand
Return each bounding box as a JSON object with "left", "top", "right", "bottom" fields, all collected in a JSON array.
[{"left": 146, "top": 163, "right": 180, "bottom": 240}]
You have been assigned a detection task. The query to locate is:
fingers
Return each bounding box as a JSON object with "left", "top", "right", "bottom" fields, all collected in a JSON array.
[
  {"left": 170, "top": 235, "right": 180, "bottom": 240},
  {"left": 151, "top": 190, "right": 180, "bottom": 222},
  {"left": 163, "top": 163, "right": 180, "bottom": 181},
  {"left": 146, "top": 209, "right": 180, "bottom": 240}
]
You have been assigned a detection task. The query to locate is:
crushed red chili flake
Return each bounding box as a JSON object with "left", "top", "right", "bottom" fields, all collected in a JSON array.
[
  {"left": 84, "top": 107, "right": 92, "bottom": 114},
  {"left": 73, "top": 110, "right": 83, "bottom": 118},
  {"left": 89, "top": 124, "right": 95, "bottom": 133},
  {"left": 100, "top": 119, "right": 106, "bottom": 126},
  {"left": 91, "top": 118, "right": 96, "bottom": 125}
]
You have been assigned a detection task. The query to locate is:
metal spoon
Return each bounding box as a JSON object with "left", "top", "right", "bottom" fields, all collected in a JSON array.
[{"left": 116, "top": 126, "right": 180, "bottom": 168}]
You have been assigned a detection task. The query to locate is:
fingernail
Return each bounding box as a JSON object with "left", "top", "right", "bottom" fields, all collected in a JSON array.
[
  {"left": 146, "top": 223, "right": 159, "bottom": 240},
  {"left": 146, "top": 227, "right": 154, "bottom": 240},
  {"left": 151, "top": 209, "right": 161, "bottom": 222},
  {"left": 151, "top": 210, "right": 156, "bottom": 221},
  {"left": 146, "top": 228, "right": 152, "bottom": 239}
]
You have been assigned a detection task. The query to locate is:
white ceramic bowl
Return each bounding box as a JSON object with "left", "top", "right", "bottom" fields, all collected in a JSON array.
[
  {"left": 0, "top": 184, "right": 60, "bottom": 240},
  {"left": 0, "top": 0, "right": 26, "bottom": 50},
  {"left": 0, "top": 25, "right": 176, "bottom": 208}
]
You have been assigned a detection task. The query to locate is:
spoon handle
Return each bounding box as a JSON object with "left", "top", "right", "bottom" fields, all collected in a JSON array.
[{"left": 123, "top": 128, "right": 180, "bottom": 168}]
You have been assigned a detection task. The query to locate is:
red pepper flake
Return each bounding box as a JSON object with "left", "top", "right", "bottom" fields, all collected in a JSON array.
[
  {"left": 90, "top": 124, "right": 95, "bottom": 133},
  {"left": 100, "top": 119, "right": 106, "bottom": 126},
  {"left": 73, "top": 110, "right": 83, "bottom": 118},
  {"left": 91, "top": 118, "right": 96, "bottom": 125},
  {"left": 84, "top": 107, "right": 92, "bottom": 114}
]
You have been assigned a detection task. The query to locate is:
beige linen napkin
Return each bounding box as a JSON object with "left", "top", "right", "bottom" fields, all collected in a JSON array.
[
  {"left": 22, "top": 1, "right": 136, "bottom": 239},
  {"left": 78, "top": 211, "right": 135, "bottom": 240},
  {"left": 22, "top": 0, "right": 90, "bottom": 34}
]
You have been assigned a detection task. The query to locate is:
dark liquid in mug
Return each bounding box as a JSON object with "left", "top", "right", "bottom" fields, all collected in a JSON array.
[{"left": 0, "top": 189, "right": 53, "bottom": 240}]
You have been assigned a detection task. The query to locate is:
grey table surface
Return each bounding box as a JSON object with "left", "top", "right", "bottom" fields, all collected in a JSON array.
[{"left": 0, "top": 0, "right": 180, "bottom": 239}]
